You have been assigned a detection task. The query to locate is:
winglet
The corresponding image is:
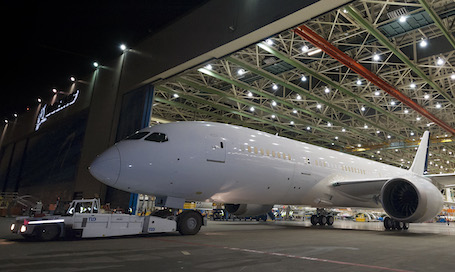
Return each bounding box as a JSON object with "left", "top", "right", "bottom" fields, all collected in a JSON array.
[{"left": 409, "top": 131, "right": 430, "bottom": 175}]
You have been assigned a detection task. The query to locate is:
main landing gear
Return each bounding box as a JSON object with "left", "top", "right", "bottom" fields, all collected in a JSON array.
[
  {"left": 310, "top": 208, "right": 334, "bottom": 226},
  {"left": 383, "top": 216, "right": 409, "bottom": 231}
]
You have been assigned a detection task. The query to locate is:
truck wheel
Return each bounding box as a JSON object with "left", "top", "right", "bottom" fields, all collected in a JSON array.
[
  {"left": 177, "top": 211, "right": 202, "bottom": 235},
  {"left": 38, "top": 224, "right": 60, "bottom": 241}
]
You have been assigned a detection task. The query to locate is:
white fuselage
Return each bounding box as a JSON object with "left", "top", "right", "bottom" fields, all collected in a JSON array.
[{"left": 90, "top": 121, "right": 410, "bottom": 208}]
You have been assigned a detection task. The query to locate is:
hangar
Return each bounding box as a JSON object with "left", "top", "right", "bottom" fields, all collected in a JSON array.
[{"left": 1, "top": 0, "right": 455, "bottom": 211}]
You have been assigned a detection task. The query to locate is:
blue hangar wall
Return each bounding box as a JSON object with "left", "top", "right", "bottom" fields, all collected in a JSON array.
[{"left": 0, "top": 0, "right": 350, "bottom": 208}]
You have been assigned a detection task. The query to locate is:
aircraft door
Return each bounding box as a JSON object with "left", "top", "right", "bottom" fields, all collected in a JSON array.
[{"left": 206, "top": 134, "right": 226, "bottom": 163}]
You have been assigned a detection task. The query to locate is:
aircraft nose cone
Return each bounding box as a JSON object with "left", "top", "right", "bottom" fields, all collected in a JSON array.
[{"left": 89, "top": 146, "right": 120, "bottom": 186}]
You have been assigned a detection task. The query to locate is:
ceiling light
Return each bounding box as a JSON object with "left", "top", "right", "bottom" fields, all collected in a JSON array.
[
  {"left": 424, "top": 93, "right": 430, "bottom": 99},
  {"left": 316, "top": 104, "right": 322, "bottom": 109},
  {"left": 364, "top": 125, "right": 368, "bottom": 129},
  {"left": 272, "top": 84, "right": 278, "bottom": 90},
  {"left": 410, "top": 132, "right": 414, "bottom": 136},
  {"left": 420, "top": 39, "right": 427, "bottom": 48},
  {"left": 120, "top": 44, "right": 127, "bottom": 51},
  {"left": 436, "top": 103, "right": 441, "bottom": 109},
  {"left": 324, "top": 87, "right": 330, "bottom": 94},
  {"left": 93, "top": 62, "right": 99, "bottom": 68},
  {"left": 373, "top": 54, "right": 380, "bottom": 61},
  {"left": 247, "top": 92, "right": 253, "bottom": 97},
  {"left": 416, "top": 117, "right": 421, "bottom": 121},
  {"left": 290, "top": 121, "right": 295, "bottom": 125},
  {"left": 307, "top": 48, "right": 322, "bottom": 56},
  {"left": 301, "top": 45, "right": 309, "bottom": 52},
  {"left": 292, "top": 109, "right": 297, "bottom": 114},
  {"left": 451, "top": 74, "right": 455, "bottom": 80},
  {"left": 37, "top": 98, "right": 42, "bottom": 103},
  {"left": 327, "top": 122, "right": 332, "bottom": 127},
  {"left": 13, "top": 113, "right": 18, "bottom": 118},
  {"left": 173, "top": 94, "right": 179, "bottom": 98},
  {"left": 249, "top": 107, "right": 255, "bottom": 112},
  {"left": 390, "top": 101, "right": 396, "bottom": 106},
  {"left": 301, "top": 75, "right": 307, "bottom": 82},
  {"left": 52, "top": 88, "right": 58, "bottom": 94},
  {"left": 399, "top": 15, "right": 407, "bottom": 23},
  {"left": 306, "top": 126, "right": 311, "bottom": 130},
  {"left": 296, "top": 94, "right": 302, "bottom": 100},
  {"left": 271, "top": 114, "right": 276, "bottom": 119},
  {"left": 356, "top": 79, "right": 362, "bottom": 85},
  {"left": 410, "top": 82, "right": 416, "bottom": 88},
  {"left": 436, "top": 57, "right": 444, "bottom": 66},
  {"left": 205, "top": 64, "right": 212, "bottom": 70},
  {"left": 70, "top": 76, "right": 76, "bottom": 82},
  {"left": 271, "top": 101, "right": 277, "bottom": 106},
  {"left": 361, "top": 106, "right": 366, "bottom": 111},
  {"left": 342, "top": 128, "right": 346, "bottom": 132},
  {"left": 404, "top": 109, "right": 409, "bottom": 114},
  {"left": 374, "top": 91, "right": 380, "bottom": 96},
  {"left": 266, "top": 39, "right": 273, "bottom": 45},
  {"left": 237, "top": 69, "right": 246, "bottom": 76}
]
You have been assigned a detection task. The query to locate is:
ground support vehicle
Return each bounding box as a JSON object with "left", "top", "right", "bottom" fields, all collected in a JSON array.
[{"left": 10, "top": 199, "right": 205, "bottom": 241}]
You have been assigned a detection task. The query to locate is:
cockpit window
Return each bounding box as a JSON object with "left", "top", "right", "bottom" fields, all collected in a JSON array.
[
  {"left": 125, "top": 132, "right": 149, "bottom": 140},
  {"left": 145, "top": 132, "right": 168, "bottom": 143}
]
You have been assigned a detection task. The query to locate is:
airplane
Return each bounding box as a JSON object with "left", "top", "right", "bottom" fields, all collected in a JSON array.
[{"left": 89, "top": 121, "right": 455, "bottom": 234}]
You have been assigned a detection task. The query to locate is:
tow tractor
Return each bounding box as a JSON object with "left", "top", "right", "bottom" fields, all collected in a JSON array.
[{"left": 10, "top": 198, "right": 205, "bottom": 241}]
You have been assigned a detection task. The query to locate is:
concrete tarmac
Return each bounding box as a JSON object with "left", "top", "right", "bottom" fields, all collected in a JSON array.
[{"left": 0, "top": 217, "right": 455, "bottom": 271}]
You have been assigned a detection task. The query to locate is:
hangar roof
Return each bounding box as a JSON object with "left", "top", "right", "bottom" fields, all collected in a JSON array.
[{"left": 152, "top": 0, "right": 455, "bottom": 174}]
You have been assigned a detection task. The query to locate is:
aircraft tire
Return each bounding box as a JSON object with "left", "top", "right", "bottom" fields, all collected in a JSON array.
[
  {"left": 177, "top": 210, "right": 202, "bottom": 235},
  {"left": 318, "top": 215, "right": 327, "bottom": 225},
  {"left": 383, "top": 217, "right": 393, "bottom": 230},
  {"left": 402, "top": 222, "right": 409, "bottom": 230},
  {"left": 327, "top": 216, "right": 334, "bottom": 226},
  {"left": 310, "top": 215, "right": 318, "bottom": 226}
]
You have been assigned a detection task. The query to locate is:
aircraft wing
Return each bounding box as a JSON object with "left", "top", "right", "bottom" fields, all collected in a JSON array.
[
  {"left": 331, "top": 178, "right": 388, "bottom": 199},
  {"left": 426, "top": 173, "right": 455, "bottom": 188}
]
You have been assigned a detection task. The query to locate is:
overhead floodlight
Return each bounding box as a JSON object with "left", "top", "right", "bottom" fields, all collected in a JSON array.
[
  {"left": 249, "top": 107, "right": 255, "bottom": 112},
  {"left": 247, "top": 91, "right": 253, "bottom": 97},
  {"left": 296, "top": 94, "right": 302, "bottom": 100},
  {"left": 173, "top": 94, "right": 179, "bottom": 98},
  {"left": 120, "top": 44, "right": 127, "bottom": 51},
  {"left": 361, "top": 106, "right": 366, "bottom": 111},
  {"left": 301, "top": 45, "right": 309, "bottom": 52},
  {"left": 356, "top": 79, "right": 362, "bottom": 85},
  {"left": 306, "top": 126, "right": 311, "bottom": 130},
  {"left": 265, "top": 39, "right": 274, "bottom": 45},
  {"left": 205, "top": 64, "right": 212, "bottom": 70},
  {"left": 13, "top": 113, "right": 18, "bottom": 118},
  {"left": 364, "top": 125, "right": 368, "bottom": 129},
  {"left": 316, "top": 104, "right": 322, "bottom": 109},
  {"left": 436, "top": 103, "right": 441, "bottom": 109},
  {"left": 327, "top": 122, "right": 332, "bottom": 127},
  {"left": 237, "top": 69, "right": 246, "bottom": 76},
  {"left": 301, "top": 75, "right": 307, "bottom": 82},
  {"left": 37, "top": 98, "right": 42, "bottom": 103},
  {"left": 424, "top": 93, "right": 430, "bottom": 99},
  {"left": 271, "top": 101, "right": 277, "bottom": 107},
  {"left": 52, "top": 88, "right": 58, "bottom": 94},
  {"left": 420, "top": 39, "right": 428, "bottom": 48},
  {"left": 70, "top": 76, "right": 76, "bottom": 82},
  {"left": 272, "top": 84, "right": 278, "bottom": 90},
  {"left": 324, "top": 87, "right": 330, "bottom": 93},
  {"left": 399, "top": 15, "right": 407, "bottom": 23},
  {"left": 404, "top": 109, "right": 409, "bottom": 114},
  {"left": 410, "top": 82, "right": 416, "bottom": 88},
  {"left": 342, "top": 128, "right": 346, "bottom": 132},
  {"left": 93, "top": 61, "right": 99, "bottom": 68},
  {"left": 292, "top": 109, "right": 297, "bottom": 114},
  {"left": 374, "top": 91, "right": 380, "bottom": 96},
  {"left": 271, "top": 114, "right": 276, "bottom": 119},
  {"left": 416, "top": 117, "right": 421, "bottom": 121},
  {"left": 436, "top": 57, "right": 444, "bottom": 66},
  {"left": 390, "top": 101, "right": 396, "bottom": 106},
  {"left": 451, "top": 74, "right": 455, "bottom": 80},
  {"left": 4, "top": 119, "right": 8, "bottom": 124},
  {"left": 373, "top": 54, "right": 380, "bottom": 61},
  {"left": 290, "top": 121, "right": 295, "bottom": 125}
]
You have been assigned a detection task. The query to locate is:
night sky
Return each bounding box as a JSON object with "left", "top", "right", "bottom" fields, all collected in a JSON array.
[{"left": 0, "top": 0, "right": 208, "bottom": 121}]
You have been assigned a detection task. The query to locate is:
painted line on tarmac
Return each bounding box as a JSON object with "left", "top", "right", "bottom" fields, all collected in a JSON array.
[{"left": 153, "top": 238, "right": 413, "bottom": 272}]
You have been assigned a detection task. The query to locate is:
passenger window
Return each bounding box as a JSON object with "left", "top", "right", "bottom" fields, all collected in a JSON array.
[
  {"left": 125, "top": 132, "right": 149, "bottom": 140},
  {"left": 145, "top": 132, "right": 168, "bottom": 143}
]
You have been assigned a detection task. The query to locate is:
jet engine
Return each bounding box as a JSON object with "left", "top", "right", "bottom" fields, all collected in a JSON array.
[
  {"left": 225, "top": 204, "right": 273, "bottom": 217},
  {"left": 380, "top": 176, "right": 444, "bottom": 223}
]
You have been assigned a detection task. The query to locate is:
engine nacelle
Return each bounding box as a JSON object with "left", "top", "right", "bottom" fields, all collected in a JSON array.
[
  {"left": 380, "top": 176, "right": 444, "bottom": 223},
  {"left": 225, "top": 204, "right": 273, "bottom": 217}
]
